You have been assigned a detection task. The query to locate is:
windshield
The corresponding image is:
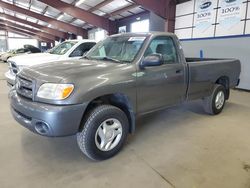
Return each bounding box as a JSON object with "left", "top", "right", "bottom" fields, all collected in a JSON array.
[
  {"left": 86, "top": 36, "right": 146, "bottom": 63},
  {"left": 15, "top": 49, "right": 26, "bottom": 54},
  {"left": 49, "top": 41, "right": 77, "bottom": 55}
]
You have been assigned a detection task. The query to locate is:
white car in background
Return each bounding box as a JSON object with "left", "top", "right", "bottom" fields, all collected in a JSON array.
[
  {"left": 0, "top": 52, "right": 6, "bottom": 56},
  {"left": 5, "top": 40, "right": 96, "bottom": 86}
]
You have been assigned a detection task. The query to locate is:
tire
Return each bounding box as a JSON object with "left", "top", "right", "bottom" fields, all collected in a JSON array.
[
  {"left": 203, "top": 84, "right": 226, "bottom": 115},
  {"left": 77, "top": 105, "right": 129, "bottom": 161}
]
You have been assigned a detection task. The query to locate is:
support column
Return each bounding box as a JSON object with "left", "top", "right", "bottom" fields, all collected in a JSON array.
[{"left": 164, "top": 0, "right": 176, "bottom": 33}]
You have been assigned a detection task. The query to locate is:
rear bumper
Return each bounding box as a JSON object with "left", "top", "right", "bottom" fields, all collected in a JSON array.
[
  {"left": 5, "top": 70, "right": 15, "bottom": 87},
  {"left": 9, "top": 90, "right": 87, "bottom": 137}
]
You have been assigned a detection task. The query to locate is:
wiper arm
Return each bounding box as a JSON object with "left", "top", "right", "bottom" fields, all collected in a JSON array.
[
  {"left": 101, "top": 56, "right": 121, "bottom": 63},
  {"left": 81, "top": 56, "right": 90, "bottom": 60}
]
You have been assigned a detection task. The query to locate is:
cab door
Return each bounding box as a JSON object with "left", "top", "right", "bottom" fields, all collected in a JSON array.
[{"left": 137, "top": 36, "right": 186, "bottom": 114}]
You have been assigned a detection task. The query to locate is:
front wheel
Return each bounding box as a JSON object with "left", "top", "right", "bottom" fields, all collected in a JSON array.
[
  {"left": 203, "top": 84, "right": 226, "bottom": 115},
  {"left": 77, "top": 105, "right": 129, "bottom": 161}
]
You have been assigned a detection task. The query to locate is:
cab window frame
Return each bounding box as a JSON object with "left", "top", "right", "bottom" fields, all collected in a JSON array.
[
  {"left": 143, "top": 35, "right": 180, "bottom": 64},
  {"left": 69, "top": 42, "right": 96, "bottom": 58}
]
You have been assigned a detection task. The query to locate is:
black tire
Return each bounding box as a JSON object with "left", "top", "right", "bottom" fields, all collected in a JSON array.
[
  {"left": 203, "top": 84, "right": 226, "bottom": 115},
  {"left": 77, "top": 105, "right": 129, "bottom": 161},
  {"left": 6, "top": 56, "right": 10, "bottom": 62}
]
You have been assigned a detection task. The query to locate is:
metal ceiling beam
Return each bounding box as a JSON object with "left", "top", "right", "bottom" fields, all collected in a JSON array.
[
  {"left": 0, "top": 0, "right": 87, "bottom": 37},
  {"left": 82, "top": 2, "right": 137, "bottom": 28},
  {"left": 106, "top": 4, "right": 138, "bottom": 18},
  {"left": 0, "top": 13, "right": 67, "bottom": 39},
  {"left": 88, "top": 0, "right": 114, "bottom": 12},
  {"left": 132, "top": 0, "right": 169, "bottom": 19},
  {"left": 0, "top": 19, "right": 56, "bottom": 41},
  {"left": 0, "top": 25, "right": 52, "bottom": 42},
  {"left": 0, "top": 27, "right": 49, "bottom": 42},
  {"left": 38, "top": 0, "right": 116, "bottom": 34}
]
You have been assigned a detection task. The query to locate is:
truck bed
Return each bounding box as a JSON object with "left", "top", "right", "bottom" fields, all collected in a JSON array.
[
  {"left": 185, "top": 58, "right": 241, "bottom": 100},
  {"left": 186, "top": 57, "right": 228, "bottom": 62}
]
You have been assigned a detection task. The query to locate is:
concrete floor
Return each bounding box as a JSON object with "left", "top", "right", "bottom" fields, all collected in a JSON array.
[{"left": 0, "top": 62, "right": 250, "bottom": 188}]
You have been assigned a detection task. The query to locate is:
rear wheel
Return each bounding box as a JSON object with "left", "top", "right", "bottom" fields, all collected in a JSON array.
[
  {"left": 203, "top": 84, "right": 226, "bottom": 115},
  {"left": 77, "top": 105, "right": 129, "bottom": 161}
]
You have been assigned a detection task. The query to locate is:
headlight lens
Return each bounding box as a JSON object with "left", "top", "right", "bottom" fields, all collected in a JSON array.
[
  {"left": 18, "top": 65, "right": 25, "bottom": 71},
  {"left": 37, "top": 83, "right": 74, "bottom": 100}
]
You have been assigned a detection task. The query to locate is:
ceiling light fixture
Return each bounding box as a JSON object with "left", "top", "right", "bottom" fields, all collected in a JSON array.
[
  {"left": 75, "top": 0, "right": 86, "bottom": 7},
  {"left": 57, "top": 14, "right": 64, "bottom": 20}
]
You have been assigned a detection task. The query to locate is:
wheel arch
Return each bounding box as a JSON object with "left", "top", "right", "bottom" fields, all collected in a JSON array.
[
  {"left": 215, "top": 76, "right": 230, "bottom": 100},
  {"left": 79, "top": 93, "right": 136, "bottom": 134}
]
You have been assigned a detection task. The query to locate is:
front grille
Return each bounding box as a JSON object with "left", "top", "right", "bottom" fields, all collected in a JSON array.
[
  {"left": 16, "top": 76, "right": 33, "bottom": 100},
  {"left": 9, "top": 61, "right": 19, "bottom": 75}
]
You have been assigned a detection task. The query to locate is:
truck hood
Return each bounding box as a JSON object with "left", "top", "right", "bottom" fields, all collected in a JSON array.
[
  {"left": 22, "top": 59, "right": 131, "bottom": 82},
  {"left": 9, "top": 53, "right": 62, "bottom": 66}
]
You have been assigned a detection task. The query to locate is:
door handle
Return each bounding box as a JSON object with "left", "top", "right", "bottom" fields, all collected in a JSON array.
[{"left": 176, "top": 69, "right": 182, "bottom": 74}]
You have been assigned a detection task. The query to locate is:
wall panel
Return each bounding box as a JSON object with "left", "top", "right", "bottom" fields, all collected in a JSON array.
[
  {"left": 175, "top": 0, "right": 249, "bottom": 39},
  {"left": 176, "top": 1, "right": 195, "bottom": 16},
  {"left": 245, "top": 20, "right": 250, "bottom": 33},
  {"left": 175, "top": 14, "right": 193, "bottom": 29},
  {"left": 215, "top": 21, "right": 245, "bottom": 36},
  {"left": 175, "top": 28, "right": 193, "bottom": 39}
]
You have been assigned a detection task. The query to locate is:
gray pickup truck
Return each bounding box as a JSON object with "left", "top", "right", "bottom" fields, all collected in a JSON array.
[{"left": 9, "top": 32, "right": 241, "bottom": 160}]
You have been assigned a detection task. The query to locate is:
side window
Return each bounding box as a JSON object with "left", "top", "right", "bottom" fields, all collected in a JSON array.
[
  {"left": 144, "top": 36, "right": 178, "bottom": 64},
  {"left": 70, "top": 42, "right": 96, "bottom": 57}
]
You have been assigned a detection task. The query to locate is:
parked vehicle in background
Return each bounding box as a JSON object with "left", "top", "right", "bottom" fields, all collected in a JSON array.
[
  {"left": 9, "top": 32, "right": 241, "bottom": 160},
  {"left": 5, "top": 40, "right": 96, "bottom": 86},
  {"left": 0, "top": 50, "right": 15, "bottom": 61},
  {"left": 1, "top": 45, "right": 41, "bottom": 62},
  {"left": 0, "top": 51, "right": 6, "bottom": 56}
]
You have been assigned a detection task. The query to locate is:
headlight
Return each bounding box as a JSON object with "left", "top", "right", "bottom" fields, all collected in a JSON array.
[
  {"left": 37, "top": 83, "right": 74, "bottom": 100},
  {"left": 18, "top": 65, "right": 25, "bottom": 71}
]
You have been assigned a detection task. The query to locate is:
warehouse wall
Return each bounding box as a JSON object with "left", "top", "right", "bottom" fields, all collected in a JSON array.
[
  {"left": 149, "top": 12, "right": 166, "bottom": 32},
  {"left": 175, "top": 0, "right": 250, "bottom": 90},
  {"left": 175, "top": 0, "right": 250, "bottom": 39},
  {"left": 0, "top": 30, "right": 8, "bottom": 52},
  {"left": 181, "top": 37, "right": 250, "bottom": 90},
  {"left": 116, "top": 12, "right": 150, "bottom": 33},
  {"left": 88, "top": 28, "right": 108, "bottom": 42}
]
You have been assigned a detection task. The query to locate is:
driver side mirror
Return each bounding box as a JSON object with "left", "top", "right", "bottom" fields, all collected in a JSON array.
[{"left": 140, "top": 53, "right": 164, "bottom": 69}]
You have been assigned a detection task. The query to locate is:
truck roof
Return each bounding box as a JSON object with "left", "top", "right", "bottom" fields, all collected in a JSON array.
[
  {"left": 65, "top": 39, "right": 96, "bottom": 43},
  {"left": 110, "top": 32, "right": 176, "bottom": 38}
]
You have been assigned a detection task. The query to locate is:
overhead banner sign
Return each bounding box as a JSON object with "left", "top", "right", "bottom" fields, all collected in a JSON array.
[
  {"left": 195, "top": 0, "right": 214, "bottom": 32},
  {"left": 219, "top": 0, "right": 243, "bottom": 29}
]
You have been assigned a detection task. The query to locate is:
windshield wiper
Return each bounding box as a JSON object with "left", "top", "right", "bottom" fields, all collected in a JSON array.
[
  {"left": 100, "top": 56, "right": 121, "bottom": 63},
  {"left": 81, "top": 56, "right": 90, "bottom": 60}
]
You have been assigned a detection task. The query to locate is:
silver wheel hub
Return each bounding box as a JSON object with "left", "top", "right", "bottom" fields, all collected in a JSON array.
[
  {"left": 215, "top": 91, "right": 225, "bottom": 109},
  {"left": 95, "top": 118, "right": 122, "bottom": 151}
]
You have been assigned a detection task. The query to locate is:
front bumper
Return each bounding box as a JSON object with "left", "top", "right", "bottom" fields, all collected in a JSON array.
[
  {"left": 5, "top": 70, "right": 15, "bottom": 87},
  {"left": 9, "top": 90, "right": 87, "bottom": 137}
]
